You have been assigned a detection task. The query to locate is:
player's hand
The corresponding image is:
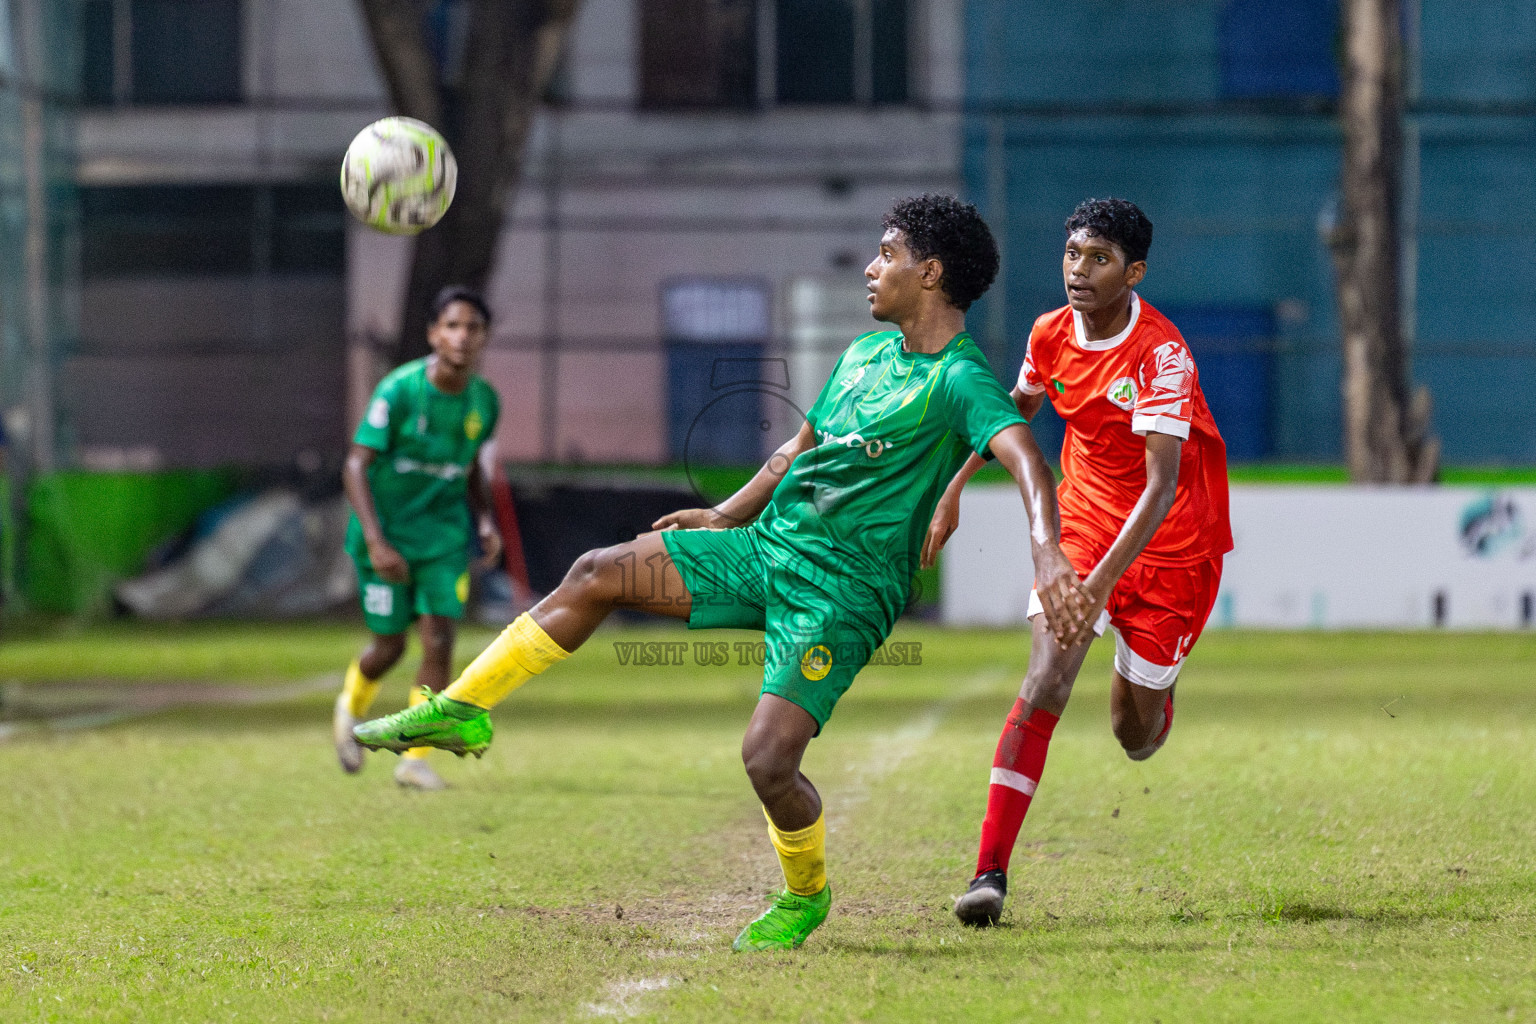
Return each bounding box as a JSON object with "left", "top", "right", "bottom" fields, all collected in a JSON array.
[
  {"left": 650, "top": 507, "right": 735, "bottom": 532},
  {"left": 920, "top": 493, "right": 960, "bottom": 569},
  {"left": 476, "top": 517, "right": 503, "bottom": 570},
  {"left": 1056, "top": 580, "right": 1105, "bottom": 649},
  {"left": 1032, "top": 544, "right": 1090, "bottom": 647},
  {"left": 368, "top": 540, "right": 410, "bottom": 584}
]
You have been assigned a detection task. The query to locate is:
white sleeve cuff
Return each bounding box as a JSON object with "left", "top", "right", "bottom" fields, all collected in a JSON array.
[
  {"left": 1131, "top": 414, "right": 1190, "bottom": 439},
  {"left": 1017, "top": 378, "right": 1046, "bottom": 395}
]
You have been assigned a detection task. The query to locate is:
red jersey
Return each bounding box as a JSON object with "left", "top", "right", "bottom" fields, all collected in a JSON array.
[{"left": 1019, "top": 294, "right": 1231, "bottom": 567}]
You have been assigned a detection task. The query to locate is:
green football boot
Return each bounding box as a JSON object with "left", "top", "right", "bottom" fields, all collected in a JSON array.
[
  {"left": 732, "top": 885, "right": 831, "bottom": 952},
  {"left": 352, "top": 694, "right": 493, "bottom": 758}
]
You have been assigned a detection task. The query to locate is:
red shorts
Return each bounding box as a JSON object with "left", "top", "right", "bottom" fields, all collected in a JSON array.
[{"left": 1029, "top": 529, "right": 1223, "bottom": 689}]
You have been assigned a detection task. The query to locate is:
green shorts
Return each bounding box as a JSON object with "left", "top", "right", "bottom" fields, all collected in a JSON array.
[
  {"left": 661, "top": 526, "right": 895, "bottom": 730},
  {"left": 352, "top": 552, "right": 470, "bottom": 636}
]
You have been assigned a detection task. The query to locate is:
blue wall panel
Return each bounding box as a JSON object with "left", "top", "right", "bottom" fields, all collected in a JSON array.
[
  {"left": 967, "top": 2, "right": 1222, "bottom": 105},
  {"left": 965, "top": 0, "right": 1536, "bottom": 465},
  {"left": 1420, "top": 2, "right": 1536, "bottom": 102}
]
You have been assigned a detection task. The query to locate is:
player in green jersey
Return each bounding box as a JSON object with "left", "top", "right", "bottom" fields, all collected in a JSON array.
[
  {"left": 333, "top": 286, "right": 503, "bottom": 791},
  {"left": 354, "top": 196, "right": 1086, "bottom": 946}
]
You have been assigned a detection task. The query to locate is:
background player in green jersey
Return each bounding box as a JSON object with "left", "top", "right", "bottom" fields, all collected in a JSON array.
[
  {"left": 354, "top": 196, "right": 1086, "bottom": 948},
  {"left": 333, "top": 286, "right": 502, "bottom": 791}
]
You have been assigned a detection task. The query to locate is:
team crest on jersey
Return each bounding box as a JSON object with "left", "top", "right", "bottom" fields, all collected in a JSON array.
[
  {"left": 464, "top": 409, "right": 484, "bottom": 440},
  {"left": 800, "top": 645, "right": 833, "bottom": 681},
  {"left": 1106, "top": 377, "right": 1138, "bottom": 411}
]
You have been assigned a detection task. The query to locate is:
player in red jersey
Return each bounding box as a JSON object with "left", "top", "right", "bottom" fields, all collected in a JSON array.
[{"left": 923, "top": 198, "right": 1232, "bottom": 926}]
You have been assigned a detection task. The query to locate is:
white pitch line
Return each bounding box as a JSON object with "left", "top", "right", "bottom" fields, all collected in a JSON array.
[{"left": 583, "top": 977, "right": 675, "bottom": 1019}]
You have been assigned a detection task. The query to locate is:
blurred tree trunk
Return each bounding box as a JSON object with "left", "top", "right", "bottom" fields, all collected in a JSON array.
[
  {"left": 1329, "top": 0, "right": 1438, "bottom": 482},
  {"left": 357, "top": 0, "right": 581, "bottom": 362}
]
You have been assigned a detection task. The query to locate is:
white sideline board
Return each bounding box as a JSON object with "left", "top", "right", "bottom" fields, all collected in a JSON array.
[{"left": 940, "top": 485, "right": 1536, "bottom": 630}]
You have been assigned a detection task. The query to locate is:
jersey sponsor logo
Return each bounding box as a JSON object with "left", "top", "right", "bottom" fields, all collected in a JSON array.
[
  {"left": 838, "top": 366, "right": 868, "bottom": 390},
  {"left": 367, "top": 398, "right": 390, "bottom": 429},
  {"left": 363, "top": 582, "right": 394, "bottom": 616},
  {"left": 464, "top": 409, "right": 484, "bottom": 441},
  {"left": 800, "top": 644, "right": 833, "bottom": 681},
  {"left": 817, "top": 428, "right": 894, "bottom": 458},
  {"left": 1106, "top": 376, "right": 1138, "bottom": 410},
  {"left": 392, "top": 457, "right": 468, "bottom": 480}
]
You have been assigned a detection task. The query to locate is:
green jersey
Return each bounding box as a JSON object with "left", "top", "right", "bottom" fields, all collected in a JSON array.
[
  {"left": 754, "top": 330, "right": 1026, "bottom": 623},
  {"left": 346, "top": 358, "right": 500, "bottom": 564}
]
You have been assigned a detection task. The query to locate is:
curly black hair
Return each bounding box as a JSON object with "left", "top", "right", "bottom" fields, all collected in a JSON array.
[
  {"left": 430, "top": 284, "right": 492, "bottom": 325},
  {"left": 1064, "top": 198, "right": 1153, "bottom": 265},
  {"left": 882, "top": 194, "right": 999, "bottom": 311}
]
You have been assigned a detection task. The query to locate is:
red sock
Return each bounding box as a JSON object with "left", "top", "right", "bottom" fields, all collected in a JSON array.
[{"left": 975, "top": 698, "right": 1059, "bottom": 876}]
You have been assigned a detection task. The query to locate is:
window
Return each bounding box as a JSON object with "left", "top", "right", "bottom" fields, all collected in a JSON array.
[
  {"left": 638, "top": 0, "right": 907, "bottom": 108},
  {"left": 1219, "top": 0, "right": 1340, "bottom": 99},
  {"left": 82, "top": 0, "right": 242, "bottom": 106},
  {"left": 81, "top": 184, "right": 345, "bottom": 278},
  {"left": 640, "top": 0, "right": 757, "bottom": 108},
  {"left": 776, "top": 0, "right": 907, "bottom": 104}
]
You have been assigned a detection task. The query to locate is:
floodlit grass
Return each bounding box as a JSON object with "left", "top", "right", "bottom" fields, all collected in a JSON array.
[{"left": 2, "top": 623, "right": 1534, "bottom": 1022}]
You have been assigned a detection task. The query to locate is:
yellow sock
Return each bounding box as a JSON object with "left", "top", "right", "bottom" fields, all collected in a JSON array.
[
  {"left": 443, "top": 613, "right": 569, "bottom": 709},
  {"left": 404, "top": 685, "right": 432, "bottom": 760},
  {"left": 765, "top": 808, "right": 827, "bottom": 896},
  {"left": 342, "top": 659, "right": 382, "bottom": 717}
]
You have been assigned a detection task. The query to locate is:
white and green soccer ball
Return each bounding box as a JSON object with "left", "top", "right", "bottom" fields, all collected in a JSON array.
[{"left": 340, "top": 116, "right": 457, "bottom": 235}]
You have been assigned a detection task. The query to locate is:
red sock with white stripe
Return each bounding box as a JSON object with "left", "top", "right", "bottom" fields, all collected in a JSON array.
[{"left": 975, "top": 698, "right": 1059, "bottom": 876}]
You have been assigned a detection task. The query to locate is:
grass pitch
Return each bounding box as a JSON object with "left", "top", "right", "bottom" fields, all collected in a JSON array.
[{"left": 1, "top": 622, "right": 1533, "bottom": 1023}]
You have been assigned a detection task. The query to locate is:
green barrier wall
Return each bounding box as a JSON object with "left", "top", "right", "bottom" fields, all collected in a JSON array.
[
  {"left": 22, "top": 470, "right": 237, "bottom": 615},
  {"left": 1, "top": 474, "right": 14, "bottom": 611}
]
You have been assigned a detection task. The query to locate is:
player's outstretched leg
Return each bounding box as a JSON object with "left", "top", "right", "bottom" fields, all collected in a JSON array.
[
  {"left": 354, "top": 532, "right": 691, "bottom": 757},
  {"left": 956, "top": 614, "right": 1091, "bottom": 927},
  {"left": 733, "top": 695, "right": 831, "bottom": 952},
  {"left": 333, "top": 633, "right": 405, "bottom": 773}
]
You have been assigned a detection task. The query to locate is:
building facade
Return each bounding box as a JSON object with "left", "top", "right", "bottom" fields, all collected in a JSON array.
[
  {"left": 74, "top": 0, "right": 963, "bottom": 469},
  {"left": 66, "top": 0, "right": 1536, "bottom": 469}
]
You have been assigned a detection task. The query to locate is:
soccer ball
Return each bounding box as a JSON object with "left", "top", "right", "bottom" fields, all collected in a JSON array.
[{"left": 340, "top": 116, "right": 457, "bottom": 235}]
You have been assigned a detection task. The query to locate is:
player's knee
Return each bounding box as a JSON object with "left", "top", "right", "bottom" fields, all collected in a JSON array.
[
  {"left": 370, "top": 633, "right": 407, "bottom": 665},
  {"left": 1021, "top": 666, "right": 1073, "bottom": 715},
  {"left": 741, "top": 734, "right": 796, "bottom": 796},
  {"left": 562, "top": 547, "right": 621, "bottom": 604},
  {"left": 1111, "top": 697, "right": 1166, "bottom": 752},
  {"left": 418, "top": 628, "right": 454, "bottom": 665},
  {"left": 1110, "top": 710, "right": 1144, "bottom": 751}
]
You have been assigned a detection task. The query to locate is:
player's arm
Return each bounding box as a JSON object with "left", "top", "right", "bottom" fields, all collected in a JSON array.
[
  {"left": 968, "top": 422, "right": 1088, "bottom": 644},
  {"left": 923, "top": 385, "right": 1048, "bottom": 561},
  {"left": 468, "top": 441, "right": 502, "bottom": 568},
  {"left": 652, "top": 421, "right": 818, "bottom": 531},
  {"left": 1063, "top": 431, "right": 1181, "bottom": 645},
  {"left": 343, "top": 442, "right": 410, "bottom": 584}
]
